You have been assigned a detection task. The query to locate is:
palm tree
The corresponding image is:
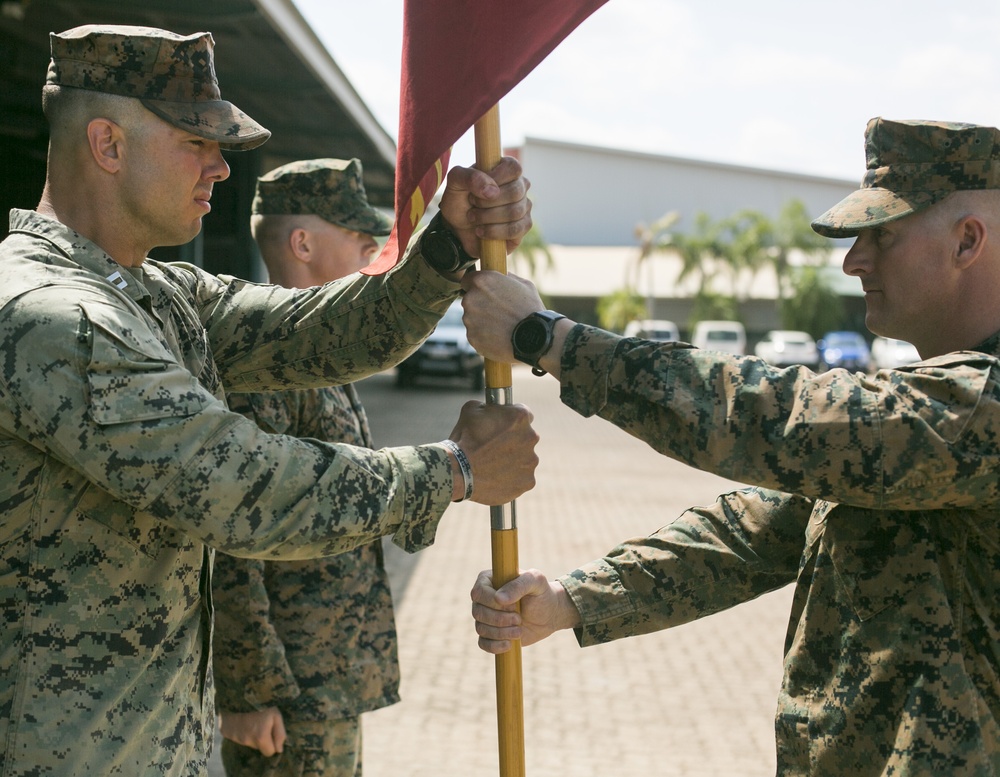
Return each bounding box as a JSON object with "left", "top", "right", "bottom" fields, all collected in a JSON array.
[
  {"left": 597, "top": 211, "right": 680, "bottom": 333},
  {"left": 597, "top": 287, "right": 647, "bottom": 333},
  {"left": 771, "top": 199, "right": 833, "bottom": 300},
  {"left": 509, "top": 222, "right": 554, "bottom": 279},
  {"left": 630, "top": 210, "right": 680, "bottom": 290},
  {"left": 716, "top": 209, "right": 775, "bottom": 301}
]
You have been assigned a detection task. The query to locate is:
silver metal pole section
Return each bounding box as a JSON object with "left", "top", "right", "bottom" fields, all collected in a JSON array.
[{"left": 485, "top": 386, "right": 516, "bottom": 531}]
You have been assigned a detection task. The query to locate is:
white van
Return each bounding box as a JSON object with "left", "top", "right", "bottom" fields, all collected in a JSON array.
[
  {"left": 691, "top": 320, "right": 746, "bottom": 356},
  {"left": 623, "top": 319, "right": 680, "bottom": 342}
]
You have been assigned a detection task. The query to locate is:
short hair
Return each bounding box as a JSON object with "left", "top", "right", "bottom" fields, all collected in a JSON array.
[
  {"left": 42, "top": 84, "right": 150, "bottom": 142},
  {"left": 251, "top": 213, "right": 298, "bottom": 246},
  {"left": 251, "top": 213, "right": 307, "bottom": 276}
]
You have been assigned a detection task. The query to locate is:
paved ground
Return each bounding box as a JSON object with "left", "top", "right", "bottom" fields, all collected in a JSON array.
[{"left": 211, "top": 366, "right": 794, "bottom": 777}]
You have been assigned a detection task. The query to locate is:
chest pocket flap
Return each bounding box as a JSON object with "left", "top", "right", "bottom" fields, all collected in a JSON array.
[{"left": 80, "top": 300, "right": 209, "bottom": 425}]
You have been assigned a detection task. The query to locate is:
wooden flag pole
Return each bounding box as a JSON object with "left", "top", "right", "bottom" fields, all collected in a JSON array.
[{"left": 474, "top": 103, "right": 526, "bottom": 777}]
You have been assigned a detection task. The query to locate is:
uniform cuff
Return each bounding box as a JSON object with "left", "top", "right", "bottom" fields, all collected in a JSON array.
[
  {"left": 558, "top": 324, "right": 625, "bottom": 418},
  {"left": 385, "top": 443, "right": 455, "bottom": 552},
  {"left": 558, "top": 560, "right": 641, "bottom": 648}
]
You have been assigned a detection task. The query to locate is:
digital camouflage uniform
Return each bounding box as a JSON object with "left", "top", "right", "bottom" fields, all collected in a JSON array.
[
  {"left": 214, "top": 386, "right": 398, "bottom": 777},
  {"left": 212, "top": 159, "right": 399, "bottom": 777},
  {"left": 0, "top": 206, "right": 456, "bottom": 776},
  {"left": 0, "top": 26, "right": 462, "bottom": 776},
  {"left": 557, "top": 119, "right": 1000, "bottom": 776},
  {"left": 557, "top": 325, "right": 1000, "bottom": 776}
]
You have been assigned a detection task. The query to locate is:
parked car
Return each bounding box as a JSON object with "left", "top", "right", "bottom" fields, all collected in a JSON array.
[
  {"left": 690, "top": 320, "right": 746, "bottom": 355},
  {"left": 817, "top": 330, "right": 871, "bottom": 372},
  {"left": 754, "top": 330, "right": 819, "bottom": 368},
  {"left": 870, "top": 337, "right": 921, "bottom": 370},
  {"left": 396, "top": 301, "right": 484, "bottom": 389},
  {"left": 623, "top": 319, "right": 680, "bottom": 341}
]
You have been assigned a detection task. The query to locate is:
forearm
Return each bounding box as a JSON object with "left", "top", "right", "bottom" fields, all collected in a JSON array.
[
  {"left": 558, "top": 323, "right": 994, "bottom": 508},
  {"left": 134, "top": 409, "right": 454, "bottom": 557},
  {"left": 533, "top": 318, "right": 575, "bottom": 379},
  {"left": 212, "top": 554, "right": 300, "bottom": 711},
  {"left": 184, "top": 243, "right": 461, "bottom": 393},
  {"left": 559, "top": 488, "right": 806, "bottom": 646}
]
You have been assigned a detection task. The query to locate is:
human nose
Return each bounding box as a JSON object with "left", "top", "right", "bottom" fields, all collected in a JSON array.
[
  {"left": 842, "top": 234, "right": 871, "bottom": 277},
  {"left": 205, "top": 145, "right": 231, "bottom": 183}
]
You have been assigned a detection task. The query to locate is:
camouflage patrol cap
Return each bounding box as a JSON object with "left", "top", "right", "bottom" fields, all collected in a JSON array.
[
  {"left": 812, "top": 118, "right": 1000, "bottom": 237},
  {"left": 252, "top": 158, "right": 393, "bottom": 236},
  {"left": 46, "top": 25, "right": 270, "bottom": 151}
]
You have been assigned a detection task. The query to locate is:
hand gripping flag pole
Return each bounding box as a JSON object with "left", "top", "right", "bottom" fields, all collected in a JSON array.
[
  {"left": 475, "top": 103, "right": 525, "bottom": 777},
  {"left": 363, "top": 6, "right": 612, "bottom": 775}
]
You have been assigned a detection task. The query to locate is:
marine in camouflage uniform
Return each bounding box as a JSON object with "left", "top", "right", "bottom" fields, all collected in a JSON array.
[
  {"left": 467, "top": 119, "right": 1000, "bottom": 775},
  {"left": 212, "top": 159, "right": 401, "bottom": 777},
  {"left": 0, "top": 25, "right": 534, "bottom": 777}
]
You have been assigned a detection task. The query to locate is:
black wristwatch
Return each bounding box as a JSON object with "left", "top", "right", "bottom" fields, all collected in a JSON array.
[
  {"left": 511, "top": 310, "right": 566, "bottom": 376},
  {"left": 420, "top": 212, "right": 478, "bottom": 274}
]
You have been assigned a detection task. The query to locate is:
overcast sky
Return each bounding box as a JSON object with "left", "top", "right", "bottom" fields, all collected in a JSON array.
[{"left": 293, "top": 0, "right": 1000, "bottom": 183}]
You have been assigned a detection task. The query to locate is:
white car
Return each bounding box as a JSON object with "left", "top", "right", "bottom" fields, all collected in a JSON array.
[
  {"left": 870, "top": 337, "right": 921, "bottom": 370},
  {"left": 623, "top": 319, "right": 680, "bottom": 341},
  {"left": 754, "top": 330, "right": 819, "bottom": 368},
  {"left": 691, "top": 320, "right": 746, "bottom": 355}
]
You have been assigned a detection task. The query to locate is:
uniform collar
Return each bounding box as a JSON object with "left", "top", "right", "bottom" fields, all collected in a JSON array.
[
  {"left": 8, "top": 208, "right": 155, "bottom": 308},
  {"left": 972, "top": 329, "right": 1000, "bottom": 360}
]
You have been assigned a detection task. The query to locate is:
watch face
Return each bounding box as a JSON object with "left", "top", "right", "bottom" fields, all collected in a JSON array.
[
  {"left": 425, "top": 230, "right": 460, "bottom": 273},
  {"left": 514, "top": 318, "right": 548, "bottom": 355}
]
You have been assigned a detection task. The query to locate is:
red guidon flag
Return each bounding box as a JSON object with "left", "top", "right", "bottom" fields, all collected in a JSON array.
[{"left": 363, "top": 0, "right": 610, "bottom": 275}]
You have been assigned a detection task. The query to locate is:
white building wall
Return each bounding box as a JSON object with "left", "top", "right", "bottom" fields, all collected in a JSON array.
[{"left": 519, "top": 137, "right": 860, "bottom": 247}]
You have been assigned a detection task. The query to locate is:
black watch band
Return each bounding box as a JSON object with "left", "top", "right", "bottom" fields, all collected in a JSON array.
[
  {"left": 511, "top": 310, "right": 566, "bottom": 376},
  {"left": 419, "top": 212, "right": 478, "bottom": 274}
]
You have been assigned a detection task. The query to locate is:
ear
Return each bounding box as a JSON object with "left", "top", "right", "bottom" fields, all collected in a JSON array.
[
  {"left": 955, "top": 214, "right": 987, "bottom": 269},
  {"left": 287, "top": 228, "right": 313, "bottom": 264},
  {"left": 87, "top": 118, "right": 125, "bottom": 174}
]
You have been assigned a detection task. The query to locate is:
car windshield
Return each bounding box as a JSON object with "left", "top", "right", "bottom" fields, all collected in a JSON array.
[{"left": 707, "top": 331, "right": 738, "bottom": 342}]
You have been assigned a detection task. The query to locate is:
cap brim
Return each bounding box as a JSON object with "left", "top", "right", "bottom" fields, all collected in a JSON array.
[
  {"left": 334, "top": 209, "right": 394, "bottom": 237},
  {"left": 811, "top": 187, "right": 945, "bottom": 238},
  {"left": 142, "top": 98, "right": 270, "bottom": 151}
]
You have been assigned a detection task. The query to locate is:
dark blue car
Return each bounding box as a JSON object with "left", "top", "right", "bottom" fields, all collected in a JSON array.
[{"left": 817, "top": 331, "right": 871, "bottom": 372}]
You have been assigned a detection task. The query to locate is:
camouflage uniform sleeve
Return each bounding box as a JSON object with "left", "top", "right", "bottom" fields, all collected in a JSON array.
[
  {"left": 560, "top": 487, "right": 809, "bottom": 645},
  {"left": 211, "top": 391, "right": 301, "bottom": 712},
  {"left": 211, "top": 552, "right": 301, "bottom": 712},
  {"left": 559, "top": 324, "right": 1000, "bottom": 509},
  {"left": 0, "top": 287, "right": 452, "bottom": 557},
  {"left": 163, "top": 233, "right": 460, "bottom": 393}
]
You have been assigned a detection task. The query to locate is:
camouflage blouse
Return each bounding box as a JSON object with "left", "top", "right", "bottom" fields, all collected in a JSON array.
[
  {"left": 0, "top": 209, "right": 457, "bottom": 776},
  {"left": 213, "top": 384, "right": 400, "bottom": 722},
  {"left": 557, "top": 324, "right": 1000, "bottom": 776}
]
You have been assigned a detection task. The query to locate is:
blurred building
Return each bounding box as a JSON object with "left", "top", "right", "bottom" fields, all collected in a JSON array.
[{"left": 510, "top": 137, "right": 863, "bottom": 339}]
